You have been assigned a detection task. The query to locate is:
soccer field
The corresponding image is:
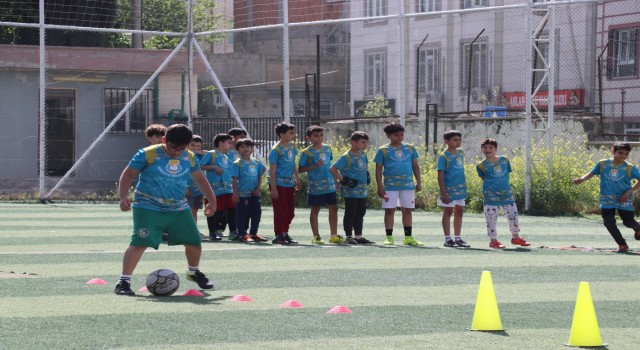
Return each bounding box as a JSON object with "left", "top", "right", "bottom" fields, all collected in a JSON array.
[{"left": 1, "top": 203, "right": 639, "bottom": 350}]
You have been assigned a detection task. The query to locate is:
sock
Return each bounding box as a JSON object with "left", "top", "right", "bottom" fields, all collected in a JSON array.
[
  {"left": 187, "top": 266, "right": 199, "bottom": 275},
  {"left": 119, "top": 274, "right": 131, "bottom": 282},
  {"left": 445, "top": 235, "right": 453, "bottom": 242},
  {"left": 404, "top": 226, "right": 412, "bottom": 237},
  {"left": 385, "top": 229, "right": 393, "bottom": 236},
  {"left": 455, "top": 236, "right": 463, "bottom": 241}
]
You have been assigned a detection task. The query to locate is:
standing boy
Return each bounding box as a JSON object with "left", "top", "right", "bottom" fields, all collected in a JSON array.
[
  {"left": 227, "top": 127, "right": 247, "bottom": 162},
  {"left": 186, "top": 135, "right": 211, "bottom": 239},
  {"left": 269, "top": 122, "right": 301, "bottom": 244},
  {"left": 298, "top": 125, "right": 343, "bottom": 244},
  {"left": 476, "top": 138, "right": 531, "bottom": 249},
  {"left": 573, "top": 142, "right": 640, "bottom": 252},
  {"left": 231, "top": 138, "right": 267, "bottom": 242},
  {"left": 202, "top": 133, "right": 237, "bottom": 241},
  {"left": 145, "top": 124, "right": 167, "bottom": 145},
  {"left": 374, "top": 122, "right": 423, "bottom": 246},
  {"left": 437, "top": 130, "right": 470, "bottom": 248},
  {"left": 115, "top": 124, "right": 216, "bottom": 295},
  {"left": 330, "top": 131, "right": 374, "bottom": 244}
]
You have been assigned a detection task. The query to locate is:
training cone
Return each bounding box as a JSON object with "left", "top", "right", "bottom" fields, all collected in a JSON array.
[
  {"left": 181, "top": 289, "right": 205, "bottom": 297},
  {"left": 86, "top": 278, "right": 108, "bottom": 285},
  {"left": 230, "top": 294, "right": 253, "bottom": 302},
  {"left": 138, "top": 286, "right": 148, "bottom": 292},
  {"left": 280, "top": 300, "right": 304, "bottom": 308},
  {"left": 326, "top": 305, "right": 352, "bottom": 314},
  {"left": 470, "top": 271, "right": 503, "bottom": 331},
  {"left": 567, "top": 282, "right": 604, "bottom": 347}
]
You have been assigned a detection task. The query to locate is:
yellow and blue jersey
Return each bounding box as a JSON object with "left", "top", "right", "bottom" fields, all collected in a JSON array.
[
  {"left": 374, "top": 143, "right": 419, "bottom": 191},
  {"left": 203, "top": 150, "right": 233, "bottom": 196},
  {"left": 437, "top": 149, "right": 467, "bottom": 200},
  {"left": 477, "top": 156, "right": 514, "bottom": 206},
  {"left": 186, "top": 152, "right": 211, "bottom": 197},
  {"left": 298, "top": 144, "right": 335, "bottom": 195},
  {"left": 232, "top": 158, "right": 265, "bottom": 198},
  {"left": 333, "top": 150, "right": 368, "bottom": 198},
  {"left": 268, "top": 142, "right": 298, "bottom": 188},
  {"left": 590, "top": 159, "right": 640, "bottom": 210},
  {"left": 128, "top": 145, "right": 199, "bottom": 212}
]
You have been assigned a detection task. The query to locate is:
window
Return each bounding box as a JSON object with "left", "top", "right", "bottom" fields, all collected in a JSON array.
[
  {"left": 463, "top": 0, "right": 488, "bottom": 8},
  {"left": 624, "top": 122, "right": 640, "bottom": 142},
  {"left": 364, "top": 50, "right": 387, "bottom": 98},
  {"left": 319, "top": 100, "right": 333, "bottom": 118},
  {"left": 609, "top": 28, "right": 638, "bottom": 78},
  {"left": 461, "top": 41, "right": 488, "bottom": 90},
  {"left": 104, "top": 88, "right": 153, "bottom": 133},
  {"left": 419, "top": 46, "right": 440, "bottom": 92},
  {"left": 533, "top": 33, "right": 560, "bottom": 89},
  {"left": 420, "top": 0, "right": 441, "bottom": 12},
  {"left": 366, "top": 0, "right": 387, "bottom": 17}
]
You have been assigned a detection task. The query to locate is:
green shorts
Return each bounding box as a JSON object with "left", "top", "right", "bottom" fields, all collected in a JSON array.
[{"left": 131, "top": 208, "right": 201, "bottom": 249}]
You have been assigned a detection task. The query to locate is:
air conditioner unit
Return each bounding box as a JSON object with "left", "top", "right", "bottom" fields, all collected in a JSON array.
[{"left": 470, "top": 88, "right": 488, "bottom": 103}]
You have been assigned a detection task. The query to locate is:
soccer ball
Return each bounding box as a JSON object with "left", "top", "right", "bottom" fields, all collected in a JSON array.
[{"left": 145, "top": 269, "right": 180, "bottom": 296}]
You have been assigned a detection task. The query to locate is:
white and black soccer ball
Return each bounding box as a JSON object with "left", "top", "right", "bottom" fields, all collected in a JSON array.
[{"left": 145, "top": 268, "right": 180, "bottom": 296}]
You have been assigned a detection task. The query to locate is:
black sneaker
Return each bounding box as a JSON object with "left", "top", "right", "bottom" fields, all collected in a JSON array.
[
  {"left": 354, "top": 237, "right": 374, "bottom": 244},
  {"left": 455, "top": 239, "right": 470, "bottom": 248},
  {"left": 284, "top": 234, "right": 298, "bottom": 244},
  {"left": 186, "top": 270, "right": 214, "bottom": 289},
  {"left": 114, "top": 280, "right": 135, "bottom": 296},
  {"left": 444, "top": 240, "right": 456, "bottom": 247},
  {"left": 209, "top": 233, "right": 222, "bottom": 241},
  {"left": 345, "top": 237, "right": 358, "bottom": 245},
  {"left": 161, "top": 233, "right": 169, "bottom": 242},
  {"left": 272, "top": 236, "right": 289, "bottom": 245},
  {"left": 228, "top": 232, "right": 242, "bottom": 241}
]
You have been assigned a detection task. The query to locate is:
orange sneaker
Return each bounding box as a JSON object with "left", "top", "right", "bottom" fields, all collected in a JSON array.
[
  {"left": 239, "top": 234, "right": 255, "bottom": 243},
  {"left": 251, "top": 234, "right": 269, "bottom": 242},
  {"left": 616, "top": 244, "right": 629, "bottom": 253},
  {"left": 511, "top": 237, "right": 531, "bottom": 246},
  {"left": 489, "top": 241, "right": 506, "bottom": 249}
]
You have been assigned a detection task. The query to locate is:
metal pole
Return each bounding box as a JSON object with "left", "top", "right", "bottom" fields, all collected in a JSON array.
[
  {"left": 547, "top": 4, "right": 555, "bottom": 178},
  {"left": 466, "top": 29, "right": 485, "bottom": 114},
  {"left": 416, "top": 34, "right": 429, "bottom": 116},
  {"left": 282, "top": 0, "right": 291, "bottom": 121},
  {"left": 187, "top": 0, "right": 194, "bottom": 128},
  {"left": 38, "top": 0, "right": 46, "bottom": 201},
  {"left": 398, "top": 0, "right": 406, "bottom": 124},
  {"left": 316, "top": 34, "right": 321, "bottom": 120},
  {"left": 131, "top": 0, "right": 143, "bottom": 48},
  {"left": 524, "top": 1, "right": 533, "bottom": 211}
]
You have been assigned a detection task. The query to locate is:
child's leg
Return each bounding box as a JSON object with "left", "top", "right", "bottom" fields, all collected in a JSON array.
[
  {"left": 343, "top": 197, "right": 357, "bottom": 237},
  {"left": 191, "top": 207, "right": 199, "bottom": 223},
  {"left": 384, "top": 209, "right": 396, "bottom": 230},
  {"left": 248, "top": 196, "right": 262, "bottom": 236},
  {"left": 328, "top": 204, "right": 338, "bottom": 236},
  {"left": 227, "top": 207, "right": 237, "bottom": 234},
  {"left": 235, "top": 198, "right": 248, "bottom": 235},
  {"left": 602, "top": 208, "right": 627, "bottom": 246},
  {"left": 504, "top": 203, "right": 521, "bottom": 238},
  {"left": 484, "top": 205, "right": 499, "bottom": 240},
  {"left": 271, "top": 185, "right": 287, "bottom": 236},
  {"left": 309, "top": 205, "right": 321, "bottom": 236},
  {"left": 453, "top": 205, "right": 464, "bottom": 237},
  {"left": 121, "top": 245, "right": 147, "bottom": 275},
  {"left": 354, "top": 198, "right": 367, "bottom": 237},
  {"left": 442, "top": 207, "right": 453, "bottom": 236},
  {"left": 283, "top": 186, "right": 296, "bottom": 233},
  {"left": 401, "top": 207, "right": 413, "bottom": 236},
  {"left": 618, "top": 209, "right": 640, "bottom": 231}
]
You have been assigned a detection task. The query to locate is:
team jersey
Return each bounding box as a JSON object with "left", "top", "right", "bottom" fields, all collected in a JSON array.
[
  {"left": 437, "top": 149, "right": 467, "bottom": 200},
  {"left": 476, "top": 156, "right": 515, "bottom": 206},
  {"left": 332, "top": 150, "right": 368, "bottom": 198},
  {"left": 227, "top": 149, "right": 240, "bottom": 162},
  {"left": 268, "top": 142, "right": 299, "bottom": 188},
  {"left": 373, "top": 143, "right": 419, "bottom": 191},
  {"left": 186, "top": 152, "right": 211, "bottom": 197},
  {"left": 590, "top": 159, "right": 640, "bottom": 210},
  {"left": 128, "top": 145, "right": 199, "bottom": 212},
  {"left": 232, "top": 158, "right": 265, "bottom": 198},
  {"left": 298, "top": 144, "right": 336, "bottom": 195},
  {"left": 203, "top": 150, "right": 233, "bottom": 196}
]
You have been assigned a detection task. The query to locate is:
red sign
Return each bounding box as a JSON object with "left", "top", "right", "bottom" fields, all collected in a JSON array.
[{"left": 502, "top": 89, "right": 584, "bottom": 110}]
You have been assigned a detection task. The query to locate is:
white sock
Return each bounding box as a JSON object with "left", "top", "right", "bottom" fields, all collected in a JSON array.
[
  {"left": 187, "top": 266, "right": 199, "bottom": 275},
  {"left": 445, "top": 235, "right": 452, "bottom": 242},
  {"left": 119, "top": 274, "right": 131, "bottom": 282}
]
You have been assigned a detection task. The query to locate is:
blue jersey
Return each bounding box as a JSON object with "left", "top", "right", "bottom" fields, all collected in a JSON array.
[
  {"left": 373, "top": 143, "right": 418, "bottom": 191},
  {"left": 186, "top": 152, "right": 211, "bottom": 197},
  {"left": 204, "top": 150, "right": 233, "bottom": 196},
  {"left": 437, "top": 149, "right": 467, "bottom": 200},
  {"left": 298, "top": 144, "right": 335, "bottom": 195},
  {"left": 332, "top": 150, "right": 368, "bottom": 198},
  {"left": 128, "top": 145, "right": 199, "bottom": 212},
  {"left": 268, "top": 142, "right": 299, "bottom": 188},
  {"left": 590, "top": 159, "right": 640, "bottom": 210},
  {"left": 232, "top": 158, "right": 265, "bottom": 198},
  {"left": 477, "top": 157, "right": 514, "bottom": 206},
  {"left": 227, "top": 149, "right": 240, "bottom": 163}
]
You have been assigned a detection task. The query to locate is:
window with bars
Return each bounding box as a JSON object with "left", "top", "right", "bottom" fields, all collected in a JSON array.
[
  {"left": 461, "top": 41, "right": 488, "bottom": 90},
  {"left": 366, "top": 0, "right": 387, "bottom": 17},
  {"left": 364, "top": 50, "right": 387, "bottom": 98},
  {"left": 104, "top": 88, "right": 153, "bottom": 133},
  {"left": 419, "top": 45, "right": 441, "bottom": 93},
  {"left": 419, "top": 0, "right": 442, "bottom": 12},
  {"left": 608, "top": 27, "right": 638, "bottom": 79},
  {"left": 463, "top": 0, "right": 488, "bottom": 9}
]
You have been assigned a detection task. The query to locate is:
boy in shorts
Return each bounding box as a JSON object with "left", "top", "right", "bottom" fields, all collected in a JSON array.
[
  {"left": 115, "top": 124, "right": 216, "bottom": 295},
  {"left": 202, "top": 133, "right": 236, "bottom": 241},
  {"left": 298, "top": 125, "right": 343, "bottom": 244},
  {"left": 186, "top": 135, "right": 211, "bottom": 238},
  {"left": 374, "top": 122, "right": 423, "bottom": 246},
  {"left": 437, "top": 130, "right": 470, "bottom": 248}
]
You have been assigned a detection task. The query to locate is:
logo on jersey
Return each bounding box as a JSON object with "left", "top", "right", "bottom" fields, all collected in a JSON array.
[
  {"left": 606, "top": 168, "right": 621, "bottom": 182},
  {"left": 220, "top": 156, "right": 229, "bottom": 169},
  {"left": 166, "top": 159, "right": 183, "bottom": 175},
  {"left": 357, "top": 158, "right": 366, "bottom": 170},
  {"left": 493, "top": 165, "right": 504, "bottom": 176},
  {"left": 390, "top": 149, "right": 410, "bottom": 162},
  {"left": 453, "top": 156, "right": 464, "bottom": 169},
  {"left": 284, "top": 150, "right": 294, "bottom": 162},
  {"left": 247, "top": 164, "right": 258, "bottom": 176},
  {"left": 137, "top": 228, "right": 150, "bottom": 238},
  {"left": 319, "top": 153, "right": 327, "bottom": 163}
]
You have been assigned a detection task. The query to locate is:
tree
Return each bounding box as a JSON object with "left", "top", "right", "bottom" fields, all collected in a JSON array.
[{"left": 364, "top": 95, "right": 392, "bottom": 118}]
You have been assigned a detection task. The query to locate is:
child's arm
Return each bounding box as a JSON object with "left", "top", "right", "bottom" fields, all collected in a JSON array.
[
  {"left": 329, "top": 165, "right": 343, "bottom": 182},
  {"left": 437, "top": 170, "right": 450, "bottom": 203},
  {"left": 376, "top": 163, "right": 386, "bottom": 199},
  {"left": 269, "top": 163, "right": 278, "bottom": 200},
  {"left": 191, "top": 170, "right": 217, "bottom": 216},
  {"left": 298, "top": 158, "right": 324, "bottom": 174},
  {"left": 231, "top": 177, "right": 239, "bottom": 203},
  {"left": 254, "top": 171, "right": 264, "bottom": 196},
  {"left": 118, "top": 166, "right": 140, "bottom": 211},
  {"left": 412, "top": 158, "right": 422, "bottom": 192},
  {"left": 572, "top": 173, "right": 594, "bottom": 185},
  {"left": 294, "top": 164, "right": 301, "bottom": 191}
]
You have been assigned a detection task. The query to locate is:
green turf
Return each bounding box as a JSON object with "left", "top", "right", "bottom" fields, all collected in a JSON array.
[{"left": 1, "top": 203, "right": 639, "bottom": 349}]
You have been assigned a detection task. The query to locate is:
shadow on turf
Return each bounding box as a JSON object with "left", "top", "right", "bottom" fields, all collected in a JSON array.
[
  {"left": 136, "top": 293, "right": 231, "bottom": 305},
  {"left": 468, "top": 330, "right": 510, "bottom": 337}
]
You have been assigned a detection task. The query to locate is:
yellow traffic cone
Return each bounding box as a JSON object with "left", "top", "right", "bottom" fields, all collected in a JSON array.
[
  {"left": 470, "top": 271, "right": 503, "bottom": 331},
  {"left": 567, "top": 282, "right": 604, "bottom": 347}
]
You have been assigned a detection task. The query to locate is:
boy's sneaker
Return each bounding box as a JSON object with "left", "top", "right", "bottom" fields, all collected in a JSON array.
[
  {"left": 186, "top": 270, "right": 214, "bottom": 289},
  {"left": 209, "top": 232, "right": 223, "bottom": 241},
  {"left": 403, "top": 237, "right": 424, "bottom": 247},
  {"left": 616, "top": 244, "right": 629, "bottom": 253},
  {"left": 354, "top": 237, "right": 374, "bottom": 244},
  {"left": 272, "top": 236, "right": 289, "bottom": 245},
  {"left": 239, "top": 234, "right": 255, "bottom": 243},
  {"left": 161, "top": 233, "right": 169, "bottom": 242},
  {"left": 114, "top": 280, "right": 135, "bottom": 296},
  {"left": 635, "top": 229, "right": 640, "bottom": 241},
  {"left": 284, "top": 234, "right": 298, "bottom": 244},
  {"left": 383, "top": 236, "right": 395, "bottom": 245},
  {"left": 251, "top": 234, "right": 269, "bottom": 242},
  {"left": 311, "top": 236, "right": 325, "bottom": 244},
  {"left": 489, "top": 241, "right": 506, "bottom": 249},
  {"left": 455, "top": 239, "right": 470, "bottom": 248},
  {"left": 199, "top": 232, "right": 208, "bottom": 240},
  {"left": 345, "top": 237, "right": 358, "bottom": 245},
  {"left": 329, "top": 235, "right": 346, "bottom": 244},
  {"left": 511, "top": 237, "right": 531, "bottom": 246},
  {"left": 228, "top": 232, "right": 242, "bottom": 241},
  {"left": 444, "top": 239, "right": 456, "bottom": 248}
]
